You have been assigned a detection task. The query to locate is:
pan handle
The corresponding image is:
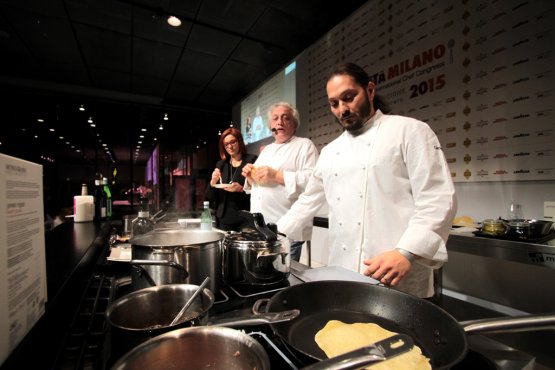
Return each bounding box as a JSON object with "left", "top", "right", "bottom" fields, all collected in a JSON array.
[
  {"left": 300, "top": 334, "right": 413, "bottom": 370},
  {"left": 461, "top": 313, "right": 555, "bottom": 334},
  {"left": 206, "top": 309, "right": 300, "bottom": 327}
]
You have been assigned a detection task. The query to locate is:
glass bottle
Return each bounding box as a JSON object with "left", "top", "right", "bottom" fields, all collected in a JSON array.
[
  {"left": 132, "top": 197, "right": 154, "bottom": 237},
  {"left": 93, "top": 178, "right": 107, "bottom": 221},
  {"left": 200, "top": 201, "right": 213, "bottom": 230},
  {"left": 102, "top": 177, "right": 112, "bottom": 218}
]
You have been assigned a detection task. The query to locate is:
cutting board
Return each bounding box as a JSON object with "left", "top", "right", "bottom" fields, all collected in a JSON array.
[{"left": 292, "top": 266, "right": 380, "bottom": 285}]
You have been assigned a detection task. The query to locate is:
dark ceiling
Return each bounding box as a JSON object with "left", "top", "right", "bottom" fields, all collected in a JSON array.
[{"left": 0, "top": 0, "right": 367, "bottom": 166}]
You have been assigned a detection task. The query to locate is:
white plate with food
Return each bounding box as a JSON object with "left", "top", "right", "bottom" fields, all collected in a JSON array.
[{"left": 214, "top": 183, "right": 232, "bottom": 189}]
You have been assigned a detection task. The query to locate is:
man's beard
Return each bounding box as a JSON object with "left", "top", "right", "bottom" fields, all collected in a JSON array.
[{"left": 337, "top": 97, "right": 372, "bottom": 132}]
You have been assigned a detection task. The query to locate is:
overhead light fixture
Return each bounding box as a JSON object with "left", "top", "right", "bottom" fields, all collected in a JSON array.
[
  {"left": 88, "top": 117, "right": 93, "bottom": 124},
  {"left": 159, "top": 124, "right": 164, "bottom": 130},
  {"left": 163, "top": 113, "right": 169, "bottom": 120},
  {"left": 167, "top": 16, "right": 181, "bottom": 27},
  {"left": 79, "top": 104, "right": 85, "bottom": 111},
  {"left": 37, "top": 118, "right": 44, "bottom": 123}
]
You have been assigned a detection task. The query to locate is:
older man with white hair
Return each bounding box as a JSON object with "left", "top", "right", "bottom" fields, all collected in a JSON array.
[{"left": 242, "top": 102, "right": 319, "bottom": 261}]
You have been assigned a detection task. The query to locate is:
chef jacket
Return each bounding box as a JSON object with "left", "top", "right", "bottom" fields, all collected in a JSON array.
[
  {"left": 245, "top": 135, "right": 319, "bottom": 241},
  {"left": 277, "top": 111, "right": 457, "bottom": 297}
]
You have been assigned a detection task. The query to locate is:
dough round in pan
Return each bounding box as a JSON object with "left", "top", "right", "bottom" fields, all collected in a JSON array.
[{"left": 315, "top": 320, "right": 431, "bottom": 370}]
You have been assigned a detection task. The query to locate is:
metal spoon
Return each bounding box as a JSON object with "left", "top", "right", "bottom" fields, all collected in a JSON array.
[{"left": 170, "top": 277, "right": 211, "bottom": 326}]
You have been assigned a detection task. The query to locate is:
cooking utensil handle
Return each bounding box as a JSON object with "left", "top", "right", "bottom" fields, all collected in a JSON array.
[
  {"left": 208, "top": 309, "right": 300, "bottom": 327},
  {"left": 461, "top": 313, "right": 555, "bottom": 334},
  {"left": 300, "top": 334, "right": 413, "bottom": 370},
  {"left": 170, "top": 277, "right": 210, "bottom": 326}
]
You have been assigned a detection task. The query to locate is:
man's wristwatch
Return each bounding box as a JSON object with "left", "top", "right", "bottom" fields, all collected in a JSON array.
[{"left": 396, "top": 248, "right": 416, "bottom": 262}]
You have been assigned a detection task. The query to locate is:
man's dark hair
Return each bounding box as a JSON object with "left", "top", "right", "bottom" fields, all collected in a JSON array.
[{"left": 327, "top": 62, "right": 389, "bottom": 113}]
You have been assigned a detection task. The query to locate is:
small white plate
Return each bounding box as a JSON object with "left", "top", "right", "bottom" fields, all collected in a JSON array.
[{"left": 214, "top": 183, "right": 232, "bottom": 189}]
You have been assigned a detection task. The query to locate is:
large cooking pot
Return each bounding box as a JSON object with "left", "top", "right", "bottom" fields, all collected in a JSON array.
[
  {"left": 130, "top": 228, "right": 224, "bottom": 293},
  {"left": 223, "top": 212, "right": 290, "bottom": 285},
  {"left": 258, "top": 280, "right": 555, "bottom": 369},
  {"left": 106, "top": 284, "right": 214, "bottom": 360}
]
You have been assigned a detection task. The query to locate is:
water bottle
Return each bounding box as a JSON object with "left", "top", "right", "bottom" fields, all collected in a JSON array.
[{"left": 200, "top": 201, "right": 213, "bottom": 230}]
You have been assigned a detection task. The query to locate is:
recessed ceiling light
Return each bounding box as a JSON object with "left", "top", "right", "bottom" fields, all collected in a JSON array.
[
  {"left": 37, "top": 118, "right": 44, "bottom": 123},
  {"left": 163, "top": 113, "right": 169, "bottom": 120},
  {"left": 167, "top": 16, "right": 181, "bottom": 27},
  {"left": 88, "top": 117, "right": 93, "bottom": 123}
]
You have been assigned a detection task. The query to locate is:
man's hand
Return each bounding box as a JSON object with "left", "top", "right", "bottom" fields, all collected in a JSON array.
[{"left": 363, "top": 250, "right": 412, "bottom": 286}]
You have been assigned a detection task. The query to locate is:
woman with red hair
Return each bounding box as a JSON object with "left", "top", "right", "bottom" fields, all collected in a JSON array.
[{"left": 207, "top": 128, "right": 257, "bottom": 231}]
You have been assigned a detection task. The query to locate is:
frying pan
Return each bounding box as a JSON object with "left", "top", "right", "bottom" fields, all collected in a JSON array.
[{"left": 259, "top": 280, "right": 555, "bottom": 369}]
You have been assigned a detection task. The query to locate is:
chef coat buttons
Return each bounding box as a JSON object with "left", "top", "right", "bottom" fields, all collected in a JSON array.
[
  {"left": 357, "top": 222, "right": 361, "bottom": 226},
  {"left": 337, "top": 197, "right": 340, "bottom": 200},
  {"left": 362, "top": 167, "right": 366, "bottom": 170},
  {"left": 338, "top": 222, "right": 342, "bottom": 226}
]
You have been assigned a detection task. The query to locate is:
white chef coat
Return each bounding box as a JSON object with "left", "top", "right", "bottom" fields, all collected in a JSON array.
[
  {"left": 245, "top": 136, "right": 319, "bottom": 241},
  {"left": 277, "top": 111, "right": 457, "bottom": 297}
]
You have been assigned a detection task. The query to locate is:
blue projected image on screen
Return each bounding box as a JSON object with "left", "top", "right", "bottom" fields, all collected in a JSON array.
[{"left": 241, "top": 61, "right": 296, "bottom": 145}]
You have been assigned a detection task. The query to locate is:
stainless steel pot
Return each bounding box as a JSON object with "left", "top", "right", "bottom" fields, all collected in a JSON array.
[
  {"left": 130, "top": 229, "right": 224, "bottom": 293},
  {"left": 106, "top": 284, "right": 215, "bottom": 360},
  {"left": 223, "top": 212, "right": 290, "bottom": 285},
  {"left": 111, "top": 326, "right": 270, "bottom": 370}
]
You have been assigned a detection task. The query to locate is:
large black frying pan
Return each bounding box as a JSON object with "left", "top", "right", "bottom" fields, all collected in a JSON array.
[{"left": 260, "top": 280, "right": 555, "bottom": 369}]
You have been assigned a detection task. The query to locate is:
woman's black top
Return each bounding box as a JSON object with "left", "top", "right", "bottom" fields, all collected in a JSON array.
[{"left": 206, "top": 153, "right": 257, "bottom": 231}]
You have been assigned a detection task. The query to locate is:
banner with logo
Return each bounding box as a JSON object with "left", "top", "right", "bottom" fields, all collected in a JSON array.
[{"left": 305, "top": 0, "right": 554, "bottom": 182}]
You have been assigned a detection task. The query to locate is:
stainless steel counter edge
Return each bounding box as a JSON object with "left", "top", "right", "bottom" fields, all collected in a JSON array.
[{"left": 447, "top": 233, "right": 555, "bottom": 270}]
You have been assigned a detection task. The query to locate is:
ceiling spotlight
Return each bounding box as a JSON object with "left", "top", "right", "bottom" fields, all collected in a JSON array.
[
  {"left": 163, "top": 113, "right": 169, "bottom": 121},
  {"left": 88, "top": 117, "right": 93, "bottom": 124},
  {"left": 167, "top": 16, "right": 182, "bottom": 27},
  {"left": 159, "top": 124, "right": 164, "bottom": 130},
  {"left": 37, "top": 118, "right": 44, "bottom": 123},
  {"left": 90, "top": 123, "right": 96, "bottom": 127},
  {"left": 79, "top": 104, "right": 85, "bottom": 111}
]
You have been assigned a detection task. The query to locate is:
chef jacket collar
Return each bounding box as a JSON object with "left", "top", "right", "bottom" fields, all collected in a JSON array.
[{"left": 348, "top": 109, "right": 383, "bottom": 137}]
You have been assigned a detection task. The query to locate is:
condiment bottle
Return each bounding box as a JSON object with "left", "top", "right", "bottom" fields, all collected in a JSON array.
[{"left": 132, "top": 197, "right": 154, "bottom": 237}]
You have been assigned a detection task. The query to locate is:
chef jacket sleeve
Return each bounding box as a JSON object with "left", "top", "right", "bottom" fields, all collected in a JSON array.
[
  {"left": 395, "top": 123, "right": 457, "bottom": 267},
  {"left": 278, "top": 159, "right": 327, "bottom": 241},
  {"left": 282, "top": 140, "right": 319, "bottom": 200}
]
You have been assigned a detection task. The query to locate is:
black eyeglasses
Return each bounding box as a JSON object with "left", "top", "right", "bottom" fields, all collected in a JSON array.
[{"left": 224, "top": 139, "right": 238, "bottom": 148}]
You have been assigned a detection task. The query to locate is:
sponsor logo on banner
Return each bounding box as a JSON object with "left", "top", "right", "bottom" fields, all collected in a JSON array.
[
  {"left": 463, "top": 138, "right": 471, "bottom": 148},
  {"left": 464, "top": 169, "right": 472, "bottom": 179},
  {"left": 494, "top": 153, "right": 508, "bottom": 158},
  {"left": 464, "top": 154, "right": 471, "bottom": 164},
  {"left": 477, "top": 154, "right": 488, "bottom": 161},
  {"left": 477, "top": 170, "right": 489, "bottom": 178}
]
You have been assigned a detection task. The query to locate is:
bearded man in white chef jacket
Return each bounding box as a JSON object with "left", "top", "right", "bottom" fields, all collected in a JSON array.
[
  {"left": 277, "top": 63, "right": 457, "bottom": 298},
  {"left": 242, "top": 102, "right": 319, "bottom": 261}
]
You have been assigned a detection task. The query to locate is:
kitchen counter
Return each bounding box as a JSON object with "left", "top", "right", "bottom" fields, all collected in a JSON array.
[{"left": 448, "top": 231, "right": 555, "bottom": 270}]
